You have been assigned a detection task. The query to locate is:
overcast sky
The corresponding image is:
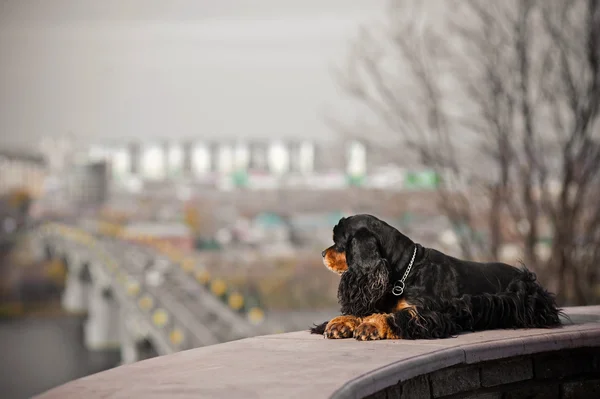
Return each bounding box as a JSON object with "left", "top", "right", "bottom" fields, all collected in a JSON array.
[{"left": 0, "top": 0, "right": 387, "bottom": 151}]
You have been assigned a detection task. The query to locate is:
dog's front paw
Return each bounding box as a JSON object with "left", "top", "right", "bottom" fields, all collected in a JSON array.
[
  {"left": 354, "top": 314, "right": 397, "bottom": 341},
  {"left": 324, "top": 315, "right": 361, "bottom": 339},
  {"left": 354, "top": 322, "right": 382, "bottom": 341}
]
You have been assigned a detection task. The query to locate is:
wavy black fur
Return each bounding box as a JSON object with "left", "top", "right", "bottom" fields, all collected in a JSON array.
[{"left": 311, "top": 214, "right": 563, "bottom": 339}]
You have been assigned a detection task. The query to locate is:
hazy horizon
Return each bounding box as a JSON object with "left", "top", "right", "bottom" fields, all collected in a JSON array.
[{"left": 0, "top": 0, "right": 387, "bottom": 152}]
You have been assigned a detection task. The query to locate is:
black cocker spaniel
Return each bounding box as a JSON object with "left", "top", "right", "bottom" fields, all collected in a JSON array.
[{"left": 311, "top": 214, "right": 562, "bottom": 340}]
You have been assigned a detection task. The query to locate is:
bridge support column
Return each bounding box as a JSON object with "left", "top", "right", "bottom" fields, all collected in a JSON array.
[
  {"left": 120, "top": 330, "right": 139, "bottom": 364},
  {"left": 84, "top": 286, "right": 120, "bottom": 350},
  {"left": 119, "top": 311, "right": 141, "bottom": 364},
  {"left": 62, "top": 261, "right": 91, "bottom": 314},
  {"left": 119, "top": 311, "right": 157, "bottom": 364}
]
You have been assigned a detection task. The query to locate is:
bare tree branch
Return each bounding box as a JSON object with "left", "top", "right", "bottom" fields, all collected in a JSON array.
[{"left": 331, "top": 0, "right": 600, "bottom": 303}]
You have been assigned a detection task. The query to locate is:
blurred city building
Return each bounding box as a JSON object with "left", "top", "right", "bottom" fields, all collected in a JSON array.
[
  {"left": 0, "top": 150, "right": 47, "bottom": 198},
  {"left": 83, "top": 138, "right": 445, "bottom": 192}
]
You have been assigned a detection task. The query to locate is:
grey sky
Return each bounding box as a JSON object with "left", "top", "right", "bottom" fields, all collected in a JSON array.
[{"left": 0, "top": 0, "right": 387, "bottom": 151}]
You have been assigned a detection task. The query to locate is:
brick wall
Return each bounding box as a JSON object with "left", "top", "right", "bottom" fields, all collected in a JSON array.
[{"left": 364, "top": 347, "right": 600, "bottom": 399}]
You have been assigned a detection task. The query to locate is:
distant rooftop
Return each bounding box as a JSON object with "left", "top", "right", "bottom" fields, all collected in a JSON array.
[{"left": 0, "top": 149, "right": 46, "bottom": 166}]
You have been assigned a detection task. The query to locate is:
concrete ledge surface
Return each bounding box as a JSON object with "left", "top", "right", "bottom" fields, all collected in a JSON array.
[{"left": 34, "top": 306, "right": 600, "bottom": 399}]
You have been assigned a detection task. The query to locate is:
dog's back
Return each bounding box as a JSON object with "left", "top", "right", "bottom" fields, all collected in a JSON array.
[{"left": 424, "top": 248, "right": 524, "bottom": 295}]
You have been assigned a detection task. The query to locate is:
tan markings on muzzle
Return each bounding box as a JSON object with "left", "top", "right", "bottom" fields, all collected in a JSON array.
[{"left": 322, "top": 248, "right": 348, "bottom": 275}]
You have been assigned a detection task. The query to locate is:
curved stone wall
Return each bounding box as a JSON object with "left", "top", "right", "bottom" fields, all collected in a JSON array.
[
  {"left": 363, "top": 348, "right": 600, "bottom": 399},
  {"left": 34, "top": 306, "right": 600, "bottom": 399}
]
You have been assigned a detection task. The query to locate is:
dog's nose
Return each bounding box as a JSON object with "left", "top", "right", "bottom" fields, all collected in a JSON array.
[{"left": 321, "top": 250, "right": 327, "bottom": 258}]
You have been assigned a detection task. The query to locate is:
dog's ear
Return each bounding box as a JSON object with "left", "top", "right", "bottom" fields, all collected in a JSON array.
[
  {"left": 338, "top": 227, "right": 390, "bottom": 316},
  {"left": 376, "top": 223, "right": 414, "bottom": 268},
  {"left": 346, "top": 228, "right": 386, "bottom": 270}
]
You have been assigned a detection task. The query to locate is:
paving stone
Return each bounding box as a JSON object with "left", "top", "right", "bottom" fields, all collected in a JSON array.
[
  {"left": 371, "top": 347, "right": 465, "bottom": 389},
  {"left": 585, "top": 346, "right": 600, "bottom": 370},
  {"left": 461, "top": 392, "right": 502, "bottom": 399},
  {"left": 534, "top": 349, "right": 596, "bottom": 380},
  {"left": 480, "top": 357, "right": 533, "bottom": 387},
  {"left": 429, "top": 365, "right": 480, "bottom": 397},
  {"left": 463, "top": 338, "right": 527, "bottom": 363},
  {"left": 561, "top": 379, "right": 600, "bottom": 399},
  {"left": 503, "top": 383, "right": 559, "bottom": 399},
  {"left": 363, "top": 390, "right": 387, "bottom": 399},
  {"left": 399, "top": 375, "right": 430, "bottom": 399},
  {"left": 385, "top": 384, "right": 402, "bottom": 399}
]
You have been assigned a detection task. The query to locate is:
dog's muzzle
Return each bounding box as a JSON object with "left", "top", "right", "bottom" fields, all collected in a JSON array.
[{"left": 322, "top": 247, "right": 348, "bottom": 275}]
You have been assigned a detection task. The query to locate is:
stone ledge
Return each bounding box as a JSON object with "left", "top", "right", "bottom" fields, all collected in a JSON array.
[
  {"left": 562, "top": 379, "right": 600, "bottom": 399},
  {"left": 34, "top": 306, "right": 600, "bottom": 399},
  {"left": 370, "top": 348, "right": 600, "bottom": 399},
  {"left": 480, "top": 357, "right": 533, "bottom": 388}
]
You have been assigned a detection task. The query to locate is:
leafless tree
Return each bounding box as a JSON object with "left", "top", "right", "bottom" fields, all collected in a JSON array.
[{"left": 332, "top": 0, "right": 600, "bottom": 304}]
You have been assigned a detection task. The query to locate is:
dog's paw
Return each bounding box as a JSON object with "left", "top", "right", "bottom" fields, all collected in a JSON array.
[
  {"left": 354, "top": 322, "right": 382, "bottom": 341},
  {"left": 354, "top": 314, "right": 397, "bottom": 341},
  {"left": 324, "top": 315, "right": 361, "bottom": 339}
]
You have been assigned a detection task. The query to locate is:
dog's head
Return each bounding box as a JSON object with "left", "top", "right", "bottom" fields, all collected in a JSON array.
[
  {"left": 321, "top": 214, "right": 415, "bottom": 315},
  {"left": 321, "top": 214, "right": 414, "bottom": 275}
]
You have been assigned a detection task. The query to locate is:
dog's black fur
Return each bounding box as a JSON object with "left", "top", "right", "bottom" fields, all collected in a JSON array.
[{"left": 312, "top": 214, "right": 562, "bottom": 340}]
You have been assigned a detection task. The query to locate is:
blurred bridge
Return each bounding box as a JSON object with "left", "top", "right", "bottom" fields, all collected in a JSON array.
[{"left": 34, "top": 222, "right": 270, "bottom": 363}]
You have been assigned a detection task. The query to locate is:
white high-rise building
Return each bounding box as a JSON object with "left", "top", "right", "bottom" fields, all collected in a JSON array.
[{"left": 141, "top": 144, "right": 166, "bottom": 181}]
